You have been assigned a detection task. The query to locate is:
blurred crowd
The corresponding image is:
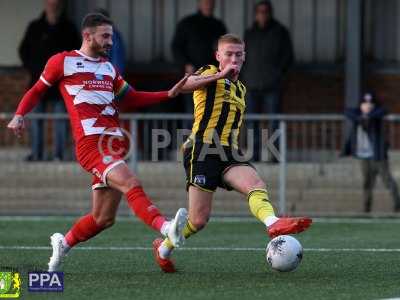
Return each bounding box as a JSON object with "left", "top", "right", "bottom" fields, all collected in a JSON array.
[
  {"left": 19, "top": 0, "right": 293, "bottom": 162},
  {"left": 15, "top": 0, "right": 399, "bottom": 212}
]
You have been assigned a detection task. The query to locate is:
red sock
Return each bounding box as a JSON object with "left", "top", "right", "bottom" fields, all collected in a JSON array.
[
  {"left": 65, "top": 214, "right": 105, "bottom": 247},
  {"left": 126, "top": 186, "right": 166, "bottom": 232}
]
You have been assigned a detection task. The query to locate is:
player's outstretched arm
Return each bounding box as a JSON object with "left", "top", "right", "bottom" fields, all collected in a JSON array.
[
  {"left": 7, "top": 79, "right": 49, "bottom": 137},
  {"left": 180, "top": 64, "right": 239, "bottom": 93},
  {"left": 118, "top": 74, "right": 190, "bottom": 110}
]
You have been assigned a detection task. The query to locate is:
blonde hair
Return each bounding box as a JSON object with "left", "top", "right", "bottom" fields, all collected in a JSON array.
[{"left": 218, "top": 34, "right": 244, "bottom": 47}]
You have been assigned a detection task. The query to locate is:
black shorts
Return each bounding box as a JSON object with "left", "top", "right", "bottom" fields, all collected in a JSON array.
[{"left": 183, "top": 142, "right": 253, "bottom": 192}]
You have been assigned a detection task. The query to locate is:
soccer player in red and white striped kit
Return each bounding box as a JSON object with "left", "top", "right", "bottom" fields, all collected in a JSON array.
[{"left": 7, "top": 13, "right": 188, "bottom": 271}]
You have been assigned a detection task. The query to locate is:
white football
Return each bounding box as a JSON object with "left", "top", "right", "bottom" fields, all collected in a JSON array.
[{"left": 266, "top": 235, "right": 303, "bottom": 272}]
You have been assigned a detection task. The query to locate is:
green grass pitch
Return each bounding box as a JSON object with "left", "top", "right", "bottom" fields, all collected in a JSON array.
[{"left": 0, "top": 217, "right": 399, "bottom": 300}]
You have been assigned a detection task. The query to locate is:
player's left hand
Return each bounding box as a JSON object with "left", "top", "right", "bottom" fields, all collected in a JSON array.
[{"left": 167, "top": 73, "right": 191, "bottom": 98}]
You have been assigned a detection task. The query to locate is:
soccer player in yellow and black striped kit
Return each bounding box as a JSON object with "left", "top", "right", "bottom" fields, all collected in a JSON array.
[{"left": 152, "top": 34, "right": 312, "bottom": 272}]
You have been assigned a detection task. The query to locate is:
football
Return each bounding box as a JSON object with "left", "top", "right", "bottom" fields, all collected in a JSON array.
[{"left": 266, "top": 235, "right": 303, "bottom": 272}]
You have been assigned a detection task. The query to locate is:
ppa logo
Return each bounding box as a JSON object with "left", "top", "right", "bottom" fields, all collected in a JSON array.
[{"left": 28, "top": 272, "right": 63, "bottom": 292}]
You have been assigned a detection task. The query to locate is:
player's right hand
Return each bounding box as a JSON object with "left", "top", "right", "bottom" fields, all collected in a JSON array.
[
  {"left": 7, "top": 115, "right": 25, "bottom": 138},
  {"left": 218, "top": 64, "right": 240, "bottom": 79}
]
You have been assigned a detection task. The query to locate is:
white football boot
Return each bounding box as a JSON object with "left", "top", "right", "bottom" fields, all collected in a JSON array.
[
  {"left": 48, "top": 233, "right": 70, "bottom": 272},
  {"left": 167, "top": 208, "right": 188, "bottom": 248}
]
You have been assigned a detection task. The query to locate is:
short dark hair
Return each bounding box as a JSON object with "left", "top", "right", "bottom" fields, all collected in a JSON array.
[
  {"left": 81, "top": 13, "right": 113, "bottom": 31},
  {"left": 94, "top": 8, "right": 110, "bottom": 18},
  {"left": 255, "top": 1, "right": 273, "bottom": 13}
]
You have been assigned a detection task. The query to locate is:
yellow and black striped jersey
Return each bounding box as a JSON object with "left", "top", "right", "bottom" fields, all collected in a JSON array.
[{"left": 188, "top": 64, "right": 246, "bottom": 148}]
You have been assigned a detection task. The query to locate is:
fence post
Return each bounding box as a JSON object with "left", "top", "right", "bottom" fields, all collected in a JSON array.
[
  {"left": 279, "top": 120, "right": 287, "bottom": 215},
  {"left": 129, "top": 118, "right": 138, "bottom": 173}
]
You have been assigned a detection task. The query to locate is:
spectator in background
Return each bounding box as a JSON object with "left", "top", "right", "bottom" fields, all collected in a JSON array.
[
  {"left": 242, "top": 0, "right": 294, "bottom": 162},
  {"left": 19, "top": 0, "right": 80, "bottom": 161},
  {"left": 95, "top": 8, "right": 126, "bottom": 74},
  {"left": 172, "top": 0, "right": 227, "bottom": 118},
  {"left": 342, "top": 92, "right": 400, "bottom": 213}
]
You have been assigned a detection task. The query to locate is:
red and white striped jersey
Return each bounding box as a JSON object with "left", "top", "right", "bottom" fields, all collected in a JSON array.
[{"left": 40, "top": 50, "right": 128, "bottom": 143}]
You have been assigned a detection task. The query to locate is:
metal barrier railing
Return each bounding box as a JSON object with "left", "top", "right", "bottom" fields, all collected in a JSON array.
[{"left": 1, "top": 113, "right": 400, "bottom": 216}]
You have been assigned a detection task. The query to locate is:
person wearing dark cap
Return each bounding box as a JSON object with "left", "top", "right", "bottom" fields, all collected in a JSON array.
[
  {"left": 242, "top": 0, "right": 294, "bottom": 162},
  {"left": 342, "top": 92, "right": 400, "bottom": 213}
]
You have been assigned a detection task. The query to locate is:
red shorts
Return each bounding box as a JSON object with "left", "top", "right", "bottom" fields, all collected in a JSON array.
[{"left": 76, "top": 135, "right": 130, "bottom": 190}]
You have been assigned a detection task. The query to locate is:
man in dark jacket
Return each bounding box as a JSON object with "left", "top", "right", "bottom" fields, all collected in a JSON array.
[
  {"left": 19, "top": 0, "right": 81, "bottom": 161},
  {"left": 242, "top": 0, "right": 294, "bottom": 161},
  {"left": 171, "top": 0, "right": 227, "bottom": 119},
  {"left": 342, "top": 92, "right": 400, "bottom": 212}
]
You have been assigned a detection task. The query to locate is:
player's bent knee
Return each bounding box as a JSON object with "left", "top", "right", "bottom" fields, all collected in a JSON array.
[
  {"left": 247, "top": 178, "right": 266, "bottom": 192},
  {"left": 120, "top": 177, "right": 142, "bottom": 193},
  {"left": 94, "top": 216, "right": 116, "bottom": 229}
]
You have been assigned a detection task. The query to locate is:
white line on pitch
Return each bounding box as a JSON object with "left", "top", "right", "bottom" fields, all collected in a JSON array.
[
  {"left": 1, "top": 216, "right": 400, "bottom": 224},
  {"left": 0, "top": 246, "right": 399, "bottom": 252}
]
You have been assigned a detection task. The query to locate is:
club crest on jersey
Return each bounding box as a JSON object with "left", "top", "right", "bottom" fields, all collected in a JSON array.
[
  {"left": 194, "top": 175, "right": 206, "bottom": 185},
  {"left": 95, "top": 74, "right": 104, "bottom": 80},
  {"left": 102, "top": 155, "right": 113, "bottom": 164},
  {"left": 105, "top": 63, "right": 113, "bottom": 73},
  {"left": 224, "top": 79, "right": 231, "bottom": 100}
]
